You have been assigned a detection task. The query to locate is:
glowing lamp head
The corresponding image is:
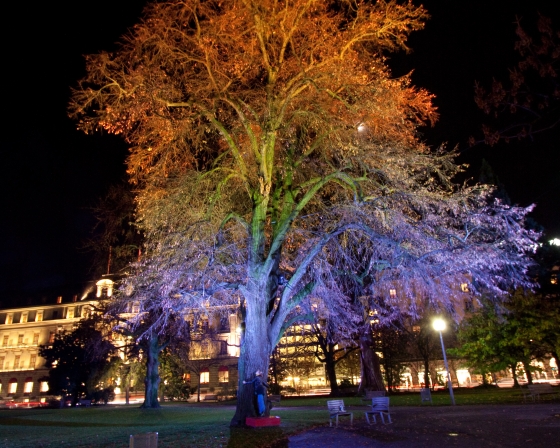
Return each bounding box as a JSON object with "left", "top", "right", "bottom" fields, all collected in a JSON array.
[{"left": 433, "top": 318, "right": 446, "bottom": 332}]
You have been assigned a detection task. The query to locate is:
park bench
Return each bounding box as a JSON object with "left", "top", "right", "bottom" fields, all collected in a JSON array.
[
  {"left": 420, "top": 388, "right": 433, "bottom": 404},
  {"left": 365, "top": 397, "right": 392, "bottom": 424},
  {"left": 79, "top": 399, "right": 92, "bottom": 407},
  {"left": 527, "top": 384, "right": 559, "bottom": 401},
  {"left": 202, "top": 394, "right": 218, "bottom": 402},
  {"left": 327, "top": 399, "right": 353, "bottom": 427}
]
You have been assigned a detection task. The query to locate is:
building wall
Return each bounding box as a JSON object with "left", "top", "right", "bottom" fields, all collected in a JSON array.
[{"left": 0, "top": 301, "right": 96, "bottom": 399}]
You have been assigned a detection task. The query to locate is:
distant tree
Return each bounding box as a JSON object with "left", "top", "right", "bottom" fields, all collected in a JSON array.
[
  {"left": 472, "top": 14, "right": 560, "bottom": 146},
  {"left": 86, "top": 183, "right": 142, "bottom": 278},
  {"left": 39, "top": 316, "right": 119, "bottom": 406},
  {"left": 376, "top": 321, "right": 411, "bottom": 391},
  {"left": 451, "top": 290, "right": 560, "bottom": 384},
  {"left": 405, "top": 315, "right": 442, "bottom": 389},
  {"left": 159, "top": 347, "right": 191, "bottom": 401},
  {"left": 71, "top": 0, "right": 538, "bottom": 424}
]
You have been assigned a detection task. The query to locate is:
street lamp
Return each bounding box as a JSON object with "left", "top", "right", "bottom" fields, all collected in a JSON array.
[{"left": 433, "top": 317, "right": 456, "bottom": 405}]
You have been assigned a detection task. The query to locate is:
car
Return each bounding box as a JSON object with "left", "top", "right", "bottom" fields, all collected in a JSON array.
[{"left": 495, "top": 377, "right": 527, "bottom": 388}]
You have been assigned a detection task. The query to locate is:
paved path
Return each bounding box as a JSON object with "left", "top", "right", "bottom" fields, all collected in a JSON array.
[{"left": 286, "top": 403, "right": 560, "bottom": 447}]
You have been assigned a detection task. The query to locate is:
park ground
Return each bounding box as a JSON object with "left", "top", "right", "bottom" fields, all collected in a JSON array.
[{"left": 0, "top": 388, "right": 559, "bottom": 447}]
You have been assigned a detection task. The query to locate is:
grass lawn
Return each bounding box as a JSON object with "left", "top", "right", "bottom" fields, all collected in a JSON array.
[{"left": 0, "top": 387, "right": 555, "bottom": 448}]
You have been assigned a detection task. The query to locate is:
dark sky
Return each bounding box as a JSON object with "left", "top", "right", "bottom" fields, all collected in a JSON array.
[{"left": 1, "top": 0, "right": 559, "bottom": 307}]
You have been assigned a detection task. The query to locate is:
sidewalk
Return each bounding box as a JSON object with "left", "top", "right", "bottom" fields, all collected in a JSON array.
[{"left": 287, "top": 403, "right": 560, "bottom": 447}]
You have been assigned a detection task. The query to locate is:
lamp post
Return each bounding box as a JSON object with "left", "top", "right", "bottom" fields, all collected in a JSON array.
[{"left": 433, "top": 317, "right": 455, "bottom": 405}]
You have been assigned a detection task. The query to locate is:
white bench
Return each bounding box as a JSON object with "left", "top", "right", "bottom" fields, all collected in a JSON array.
[
  {"left": 365, "top": 397, "right": 392, "bottom": 424},
  {"left": 327, "top": 399, "right": 353, "bottom": 427}
]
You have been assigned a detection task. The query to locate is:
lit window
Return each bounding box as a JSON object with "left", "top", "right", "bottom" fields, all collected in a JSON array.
[
  {"left": 0, "top": 381, "right": 2, "bottom": 393},
  {"left": 40, "top": 381, "right": 49, "bottom": 392},
  {"left": 33, "top": 333, "right": 40, "bottom": 345},
  {"left": 389, "top": 289, "right": 397, "bottom": 298},
  {"left": 67, "top": 307, "right": 75, "bottom": 319},
  {"left": 9, "top": 379, "right": 17, "bottom": 394},
  {"left": 49, "top": 332, "right": 55, "bottom": 344},
  {"left": 56, "top": 296, "right": 62, "bottom": 304},
  {"left": 14, "top": 356, "right": 20, "bottom": 369},
  {"left": 36, "top": 311, "right": 43, "bottom": 322},
  {"left": 29, "top": 355, "right": 37, "bottom": 369},
  {"left": 5, "top": 313, "right": 13, "bottom": 325},
  {"left": 2, "top": 335, "right": 8, "bottom": 347},
  {"left": 218, "top": 366, "right": 229, "bottom": 383},
  {"left": 200, "top": 370, "right": 209, "bottom": 384},
  {"left": 20, "top": 312, "right": 28, "bottom": 323},
  {"left": 183, "top": 373, "right": 191, "bottom": 382},
  {"left": 96, "top": 279, "right": 114, "bottom": 297},
  {"left": 24, "top": 378, "right": 33, "bottom": 394},
  {"left": 461, "top": 283, "right": 469, "bottom": 292},
  {"left": 412, "top": 325, "right": 421, "bottom": 333}
]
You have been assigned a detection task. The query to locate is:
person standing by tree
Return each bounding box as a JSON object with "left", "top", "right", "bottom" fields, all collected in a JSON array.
[{"left": 243, "top": 370, "right": 268, "bottom": 417}]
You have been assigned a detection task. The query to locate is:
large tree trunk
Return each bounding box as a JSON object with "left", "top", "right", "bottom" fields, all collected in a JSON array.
[
  {"left": 324, "top": 347, "right": 341, "bottom": 396},
  {"left": 141, "top": 335, "right": 161, "bottom": 408},
  {"left": 230, "top": 297, "right": 271, "bottom": 427},
  {"left": 423, "top": 357, "right": 431, "bottom": 389},
  {"left": 357, "top": 330, "right": 385, "bottom": 394}
]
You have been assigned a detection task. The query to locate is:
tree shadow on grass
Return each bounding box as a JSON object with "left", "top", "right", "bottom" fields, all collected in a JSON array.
[
  {"left": 0, "top": 417, "right": 151, "bottom": 428},
  {"left": 228, "top": 426, "right": 288, "bottom": 448}
]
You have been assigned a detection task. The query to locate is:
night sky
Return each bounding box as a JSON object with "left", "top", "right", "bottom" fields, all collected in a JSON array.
[{"left": 1, "top": 1, "right": 559, "bottom": 307}]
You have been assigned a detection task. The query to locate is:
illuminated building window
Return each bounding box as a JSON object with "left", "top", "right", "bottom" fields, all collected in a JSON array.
[
  {"left": 48, "top": 332, "right": 55, "bottom": 344},
  {"left": 56, "top": 296, "right": 62, "bottom": 304},
  {"left": 218, "top": 366, "right": 229, "bottom": 383},
  {"left": 67, "top": 307, "right": 75, "bottom": 319},
  {"left": 20, "top": 312, "right": 28, "bottom": 323},
  {"left": 183, "top": 373, "right": 191, "bottom": 383},
  {"left": 96, "top": 279, "right": 114, "bottom": 297},
  {"left": 18, "top": 334, "right": 24, "bottom": 345},
  {"left": 5, "top": 313, "right": 13, "bottom": 325},
  {"left": 412, "top": 325, "right": 421, "bottom": 333},
  {"left": 36, "top": 311, "right": 43, "bottom": 322},
  {"left": 9, "top": 378, "right": 17, "bottom": 394},
  {"left": 23, "top": 378, "right": 33, "bottom": 394},
  {"left": 389, "top": 289, "right": 397, "bottom": 298},
  {"left": 29, "top": 355, "right": 37, "bottom": 369},
  {"left": 0, "top": 380, "right": 2, "bottom": 393},
  {"left": 200, "top": 369, "right": 209, "bottom": 384},
  {"left": 40, "top": 381, "right": 49, "bottom": 393},
  {"left": 461, "top": 283, "right": 469, "bottom": 292},
  {"left": 0, "top": 356, "right": 4, "bottom": 370},
  {"left": 2, "top": 335, "right": 8, "bottom": 347},
  {"left": 14, "top": 356, "right": 20, "bottom": 369},
  {"left": 33, "top": 333, "right": 39, "bottom": 345}
]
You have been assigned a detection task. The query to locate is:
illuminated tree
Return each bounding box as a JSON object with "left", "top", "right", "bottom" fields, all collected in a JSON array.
[{"left": 71, "top": 0, "right": 538, "bottom": 424}]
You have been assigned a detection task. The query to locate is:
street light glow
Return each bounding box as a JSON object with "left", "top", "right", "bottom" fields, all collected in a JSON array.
[{"left": 433, "top": 317, "right": 446, "bottom": 332}]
